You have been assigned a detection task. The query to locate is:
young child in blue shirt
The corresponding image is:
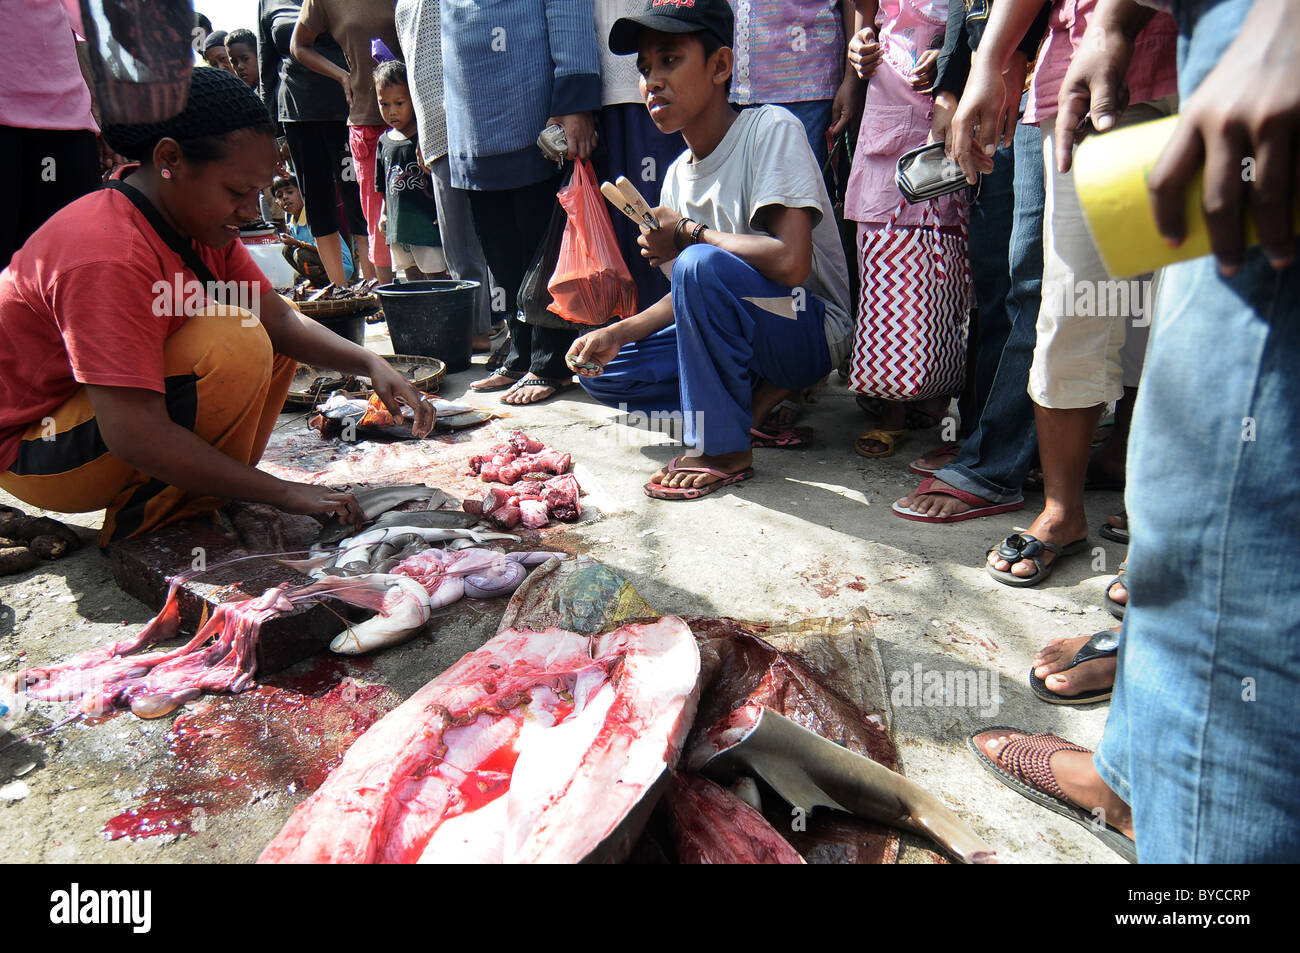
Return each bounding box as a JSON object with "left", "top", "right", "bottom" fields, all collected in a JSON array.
[
  {"left": 373, "top": 60, "right": 446, "bottom": 279},
  {"left": 273, "top": 174, "right": 357, "bottom": 283}
]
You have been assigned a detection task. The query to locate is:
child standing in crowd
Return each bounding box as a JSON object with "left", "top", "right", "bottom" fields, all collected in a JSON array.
[
  {"left": 570, "top": 0, "right": 852, "bottom": 500},
  {"left": 274, "top": 174, "right": 357, "bottom": 283},
  {"left": 226, "top": 29, "right": 260, "bottom": 89},
  {"left": 728, "top": 0, "right": 864, "bottom": 166},
  {"left": 844, "top": 0, "right": 969, "bottom": 460},
  {"left": 292, "top": 0, "right": 403, "bottom": 284},
  {"left": 373, "top": 61, "right": 445, "bottom": 281},
  {"left": 202, "top": 31, "right": 236, "bottom": 74}
]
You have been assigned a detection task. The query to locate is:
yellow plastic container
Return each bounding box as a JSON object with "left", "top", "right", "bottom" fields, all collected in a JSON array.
[{"left": 1074, "top": 114, "right": 1300, "bottom": 279}]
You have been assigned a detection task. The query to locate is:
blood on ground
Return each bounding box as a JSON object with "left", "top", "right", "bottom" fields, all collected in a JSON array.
[{"left": 104, "top": 675, "right": 394, "bottom": 841}]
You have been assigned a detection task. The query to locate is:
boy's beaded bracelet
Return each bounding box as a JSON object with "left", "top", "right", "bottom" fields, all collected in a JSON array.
[
  {"left": 674, "top": 217, "right": 697, "bottom": 251},
  {"left": 691, "top": 221, "right": 708, "bottom": 245}
]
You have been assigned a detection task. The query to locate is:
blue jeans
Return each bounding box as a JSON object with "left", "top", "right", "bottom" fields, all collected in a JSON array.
[
  {"left": 581, "top": 245, "right": 831, "bottom": 455},
  {"left": 934, "top": 115, "right": 1045, "bottom": 503},
  {"left": 773, "top": 99, "right": 833, "bottom": 167},
  {"left": 961, "top": 137, "right": 1016, "bottom": 433},
  {"left": 1095, "top": 0, "right": 1300, "bottom": 862}
]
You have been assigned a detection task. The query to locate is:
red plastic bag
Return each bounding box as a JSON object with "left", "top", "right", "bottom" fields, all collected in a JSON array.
[{"left": 547, "top": 158, "right": 638, "bottom": 325}]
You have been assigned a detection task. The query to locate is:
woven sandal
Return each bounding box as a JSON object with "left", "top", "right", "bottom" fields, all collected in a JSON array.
[
  {"left": 1029, "top": 629, "right": 1119, "bottom": 705},
  {"left": 968, "top": 726, "right": 1136, "bottom": 862}
]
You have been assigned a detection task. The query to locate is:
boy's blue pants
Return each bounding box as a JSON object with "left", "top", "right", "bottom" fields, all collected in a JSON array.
[{"left": 581, "top": 244, "right": 831, "bottom": 455}]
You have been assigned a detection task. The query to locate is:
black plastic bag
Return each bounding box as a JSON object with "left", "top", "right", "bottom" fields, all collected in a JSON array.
[
  {"left": 78, "top": 0, "right": 194, "bottom": 124},
  {"left": 516, "top": 165, "right": 578, "bottom": 331}
]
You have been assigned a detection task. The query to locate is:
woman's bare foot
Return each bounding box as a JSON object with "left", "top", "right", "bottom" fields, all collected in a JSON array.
[
  {"left": 1033, "top": 632, "right": 1119, "bottom": 697},
  {"left": 974, "top": 729, "right": 1134, "bottom": 838},
  {"left": 469, "top": 371, "right": 520, "bottom": 392},
  {"left": 648, "top": 449, "right": 754, "bottom": 491},
  {"left": 987, "top": 508, "right": 1089, "bottom": 579},
  {"left": 472, "top": 333, "right": 491, "bottom": 353}
]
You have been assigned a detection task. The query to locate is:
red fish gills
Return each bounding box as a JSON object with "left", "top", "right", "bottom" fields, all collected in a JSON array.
[{"left": 259, "top": 617, "right": 700, "bottom": 863}]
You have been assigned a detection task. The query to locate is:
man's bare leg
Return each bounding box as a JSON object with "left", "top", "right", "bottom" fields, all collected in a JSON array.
[{"left": 987, "top": 403, "right": 1097, "bottom": 579}]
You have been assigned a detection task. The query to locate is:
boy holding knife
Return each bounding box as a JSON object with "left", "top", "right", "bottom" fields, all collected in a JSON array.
[{"left": 569, "top": 0, "right": 851, "bottom": 500}]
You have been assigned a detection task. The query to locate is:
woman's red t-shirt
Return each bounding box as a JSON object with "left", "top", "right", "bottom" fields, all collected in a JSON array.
[{"left": 0, "top": 182, "right": 268, "bottom": 470}]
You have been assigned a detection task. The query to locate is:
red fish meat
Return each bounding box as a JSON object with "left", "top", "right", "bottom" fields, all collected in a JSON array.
[
  {"left": 467, "top": 431, "right": 572, "bottom": 485},
  {"left": 463, "top": 473, "right": 582, "bottom": 530},
  {"left": 259, "top": 616, "right": 700, "bottom": 864}
]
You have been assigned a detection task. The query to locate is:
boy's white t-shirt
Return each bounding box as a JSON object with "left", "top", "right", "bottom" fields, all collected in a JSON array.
[{"left": 659, "top": 105, "right": 853, "bottom": 368}]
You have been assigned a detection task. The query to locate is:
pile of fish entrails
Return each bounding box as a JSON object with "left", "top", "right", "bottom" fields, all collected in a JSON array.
[{"left": 3, "top": 482, "right": 575, "bottom": 730}]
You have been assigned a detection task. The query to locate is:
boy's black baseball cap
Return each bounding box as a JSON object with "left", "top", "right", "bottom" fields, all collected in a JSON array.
[{"left": 608, "top": 0, "right": 735, "bottom": 56}]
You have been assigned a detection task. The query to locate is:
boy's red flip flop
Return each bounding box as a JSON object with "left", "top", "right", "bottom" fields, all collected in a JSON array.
[{"left": 644, "top": 457, "right": 754, "bottom": 501}]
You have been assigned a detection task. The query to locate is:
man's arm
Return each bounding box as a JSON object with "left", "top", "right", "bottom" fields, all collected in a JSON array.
[
  {"left": 290, "top": 4, "right": 351, "bottom": 108},
  {"left": 829, "top": 0, "right": 868, "bottom": 136},
  {"left": 1054, "top": 0, "right": 1156, "bottom": 169},
  {"left": 566, "top": 292, "right": 676, "bottom": 373},
  {"left": 949, "top": 0, "right": 1048, "bottom": 182},
  {"left": 1148, "top": 0, "right": 1300, "bottom": 272},
  {"left": 543, "top": 0, "right": 602, "bottom": 159},
  {"left": 638, "top": 205, "right": 816, "bottom": 288}
]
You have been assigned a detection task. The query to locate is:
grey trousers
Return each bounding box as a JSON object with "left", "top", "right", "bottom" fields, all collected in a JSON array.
[{"left": 428, "top": 153, "right": 494, "bottom": 335}]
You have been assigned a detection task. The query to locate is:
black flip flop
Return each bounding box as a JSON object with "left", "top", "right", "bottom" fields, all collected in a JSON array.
[
  {"left": 1100, "top": 510, "right": 1130, "bottom": 544},
  {"left": 499, "top": 377, "right": 575, "bottom": 405},
  {"left": 1105, "top": 563, "right": 1128, "bottom": 619},
  {"left": 968, "top": 726, "right": 1136, "bottom": 863},
  {"left": 986, "top": 533, "right": 1089, "bottom": 587},
  {"left": 1028, "top": 629, "right": 1118, "bottom": 705}
]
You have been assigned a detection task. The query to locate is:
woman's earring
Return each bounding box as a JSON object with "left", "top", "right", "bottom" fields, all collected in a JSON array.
[{"left": 160, "top": 168, "right": 172, "bottom": 179}]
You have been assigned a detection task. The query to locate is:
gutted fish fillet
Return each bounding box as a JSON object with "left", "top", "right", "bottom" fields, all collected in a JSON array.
[{"left": 259, "top": 616, "right": 700, "bottom": 864}]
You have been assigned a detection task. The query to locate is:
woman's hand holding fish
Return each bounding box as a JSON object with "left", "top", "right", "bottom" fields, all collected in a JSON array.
[
  {"left": 367, "top": 356, "right": 436, "bottom": 437},
  {"left": 279, "top": 483, "right": 364, "bottom": 525}
]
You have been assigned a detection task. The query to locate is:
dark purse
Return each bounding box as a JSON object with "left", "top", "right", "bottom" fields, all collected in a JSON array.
[{"left": 895, "top": 141, "right": 974, "bottom": 204}]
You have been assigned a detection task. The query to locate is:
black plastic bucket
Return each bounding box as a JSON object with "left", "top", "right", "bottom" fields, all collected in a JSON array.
[{"left": 376, "top": 280, "right": 479, "bottom": 372}]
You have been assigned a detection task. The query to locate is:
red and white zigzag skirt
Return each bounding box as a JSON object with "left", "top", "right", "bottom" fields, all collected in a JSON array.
[{"left": 846, "top": 210, "right": 973, "bottom": 402}]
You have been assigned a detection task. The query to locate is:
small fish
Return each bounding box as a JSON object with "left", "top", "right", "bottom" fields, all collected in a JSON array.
[
  {"left": 317, "top": 486, "right": 447, "bottom": 544},
  {"left": 327, "top": 575, "right": 433, "bottom": 655}
]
